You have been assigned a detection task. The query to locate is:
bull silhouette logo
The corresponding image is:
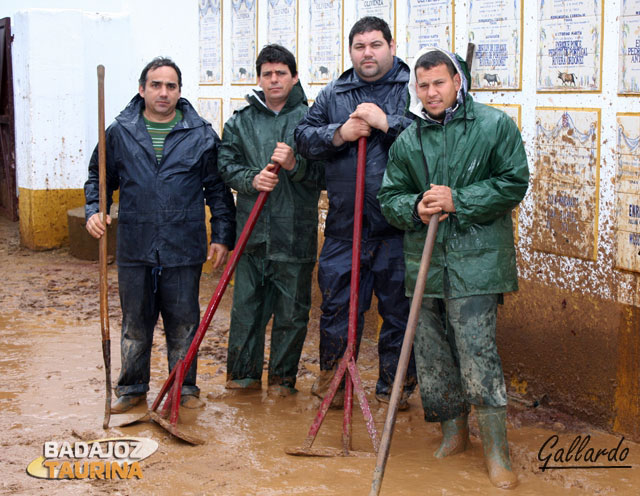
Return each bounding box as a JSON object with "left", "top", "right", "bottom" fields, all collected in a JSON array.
[
  {"left": 483, "top": 73, "right": 500, "bottom": 86},
  {"left": 558, "top": 72, "right": 577, "bottom": 86}
]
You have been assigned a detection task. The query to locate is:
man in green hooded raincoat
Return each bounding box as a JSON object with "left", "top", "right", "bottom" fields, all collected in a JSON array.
[
  {"left": 218, "top": 45, "right": 321, "bottom": 396},
  {"left": 378, "top": 47, "right": 529, "bottom": 489}
]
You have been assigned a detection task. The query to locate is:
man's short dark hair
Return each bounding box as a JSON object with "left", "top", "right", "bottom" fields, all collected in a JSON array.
[
  {"left": 256, "top": 44, "right": 297, "bottom": 77},
  {"left": 415, "top": 51, "right": 457, "bottom": 78},
  {"left": 348, "top": 16, "right": 392, "bottom": 47},
  {"left": 139, "top": 57, "right": 182, "bottom": 89}
]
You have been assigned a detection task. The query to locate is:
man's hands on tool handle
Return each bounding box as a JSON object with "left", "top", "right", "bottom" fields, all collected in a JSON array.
[
  {"left": 324, "top": 102, "right": 454, "bottom": 225},
  {"left": 331, "top": 103, "right": 390, "bottom": 146},
  {"left": 418, "top": 185, "right": 455, "bottom": 224},
  {"left": 252, "top": 142, "right": 296, "bottom": 193},
  {"left": 86, "top": 214, "right": 230, "bottom": 271},
  {"left": 86, "top": 212, "right": 112, "bottom": 240}
]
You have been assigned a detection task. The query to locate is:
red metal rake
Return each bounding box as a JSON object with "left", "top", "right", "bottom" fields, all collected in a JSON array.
[{"left": 285, "top": 137, "right": 379, "bottom": 457}]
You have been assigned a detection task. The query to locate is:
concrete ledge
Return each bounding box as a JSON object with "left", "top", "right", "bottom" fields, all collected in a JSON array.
[{"left": 67, "top": 204, "right": 118, "bottom": 261}]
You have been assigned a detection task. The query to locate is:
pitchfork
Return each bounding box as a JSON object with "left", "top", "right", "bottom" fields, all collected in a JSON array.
[{"left": 285, "top": 137, "right": 379, "bottom": 457}]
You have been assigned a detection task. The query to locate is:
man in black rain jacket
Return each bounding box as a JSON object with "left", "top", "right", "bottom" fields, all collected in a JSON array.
[{"left": 84, "top": 57, "right": 236, "bottom": 413}]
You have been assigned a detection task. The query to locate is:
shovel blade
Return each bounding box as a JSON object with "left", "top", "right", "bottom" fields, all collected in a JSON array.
[
  {"left": 284, "top": 446, "right": 374, "bottom": 457},
  {"left": 110, "top": 412, "right": 151, "bottom": 427},
  {"left": 149, "top": 411, "right": 205, "bottom": 445}
]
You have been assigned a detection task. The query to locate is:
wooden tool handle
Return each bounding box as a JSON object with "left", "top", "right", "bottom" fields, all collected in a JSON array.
[{"left": 97, "top": 64, "right": 111, "bottom": 429}]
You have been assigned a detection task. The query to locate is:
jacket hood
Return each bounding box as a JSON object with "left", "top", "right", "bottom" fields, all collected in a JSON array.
[
  {"left": 246, "top": 80, "right": 308, "bottom": 114},
  {"left": 408, "top": 47, "right": 470, "bottom": 120}
]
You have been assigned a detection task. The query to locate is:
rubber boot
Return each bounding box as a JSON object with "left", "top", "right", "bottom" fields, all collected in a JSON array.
[
  {"left": 434, "top": 414, "right": 470, "bottom": 458},
  {"left": 475, "top": 406, "right": 518, "bottom": 489},
  {"left": 311, "top": 367, "right": 344, "bottom": 409},
  {"left": 225, "top": 378, "right": 262, "bottom": 390},
  {"left": 111, "top": 393, "right": 147, "bottom": 414},
  {"left": 180, "top": 394, "right": 205, "bottom": 409}
]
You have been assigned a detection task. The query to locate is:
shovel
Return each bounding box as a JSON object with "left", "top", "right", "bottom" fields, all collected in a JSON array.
[
  {"left": 285, "top": 136, "right": 378, "bottom": 457},
  {"left": 113, "top": 164, "right": 282, "bottom": 444},
  {"left": 97, "top": 65, "right": 112, "bottom": 430}
]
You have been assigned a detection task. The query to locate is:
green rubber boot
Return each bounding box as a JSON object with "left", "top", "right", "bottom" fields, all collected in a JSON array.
[
  {"left": 434, "top": 414, "right": 470, "bottom": 458},
  {"left": 475, "top": 406, "right": 518, "bottom": 489}
]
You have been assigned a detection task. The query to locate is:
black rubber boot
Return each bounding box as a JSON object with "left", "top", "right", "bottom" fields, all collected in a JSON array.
[{"left": 475, "top": 406, "right": 518, "bottom": 489}]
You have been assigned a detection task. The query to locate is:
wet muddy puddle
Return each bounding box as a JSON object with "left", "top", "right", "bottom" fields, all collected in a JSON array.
[{"left": 1, "top": 217, "right": 638, "bottom": 494}]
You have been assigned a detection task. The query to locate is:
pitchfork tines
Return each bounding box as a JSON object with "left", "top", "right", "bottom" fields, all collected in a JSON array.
[{"left": 285, "top": 137, "right": 379, "bottom": 457}]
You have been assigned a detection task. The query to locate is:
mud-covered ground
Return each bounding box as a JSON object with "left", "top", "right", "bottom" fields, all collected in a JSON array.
[{"left": 1, "top": 216, "right": 638, "bottom": 495}]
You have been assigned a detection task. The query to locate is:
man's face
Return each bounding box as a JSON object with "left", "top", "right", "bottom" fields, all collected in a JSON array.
[
  {"left": 415, "top": 63, "right": 461, "bottom": 121},
  {"left": 138, "top": 66, "right": 181, "bottom": 122},
  {"left": 258, "top": 62, "right": 298, "bottom": 110},
  {"left": 349, "top": 30, "right": 396, "bottom": 82}
]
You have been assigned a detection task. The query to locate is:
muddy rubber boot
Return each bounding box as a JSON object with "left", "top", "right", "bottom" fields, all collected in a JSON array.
[
  {"left": 268, "top": 384, "right": 298, "bottom": 397},
  {"left": 225, "top": 378, "right": 262, "bottom": 390},
  {"left": 111, "top": 393, "right": 147, "bottom": 414},
  {"left": 434, "top": 414, "right": 470, "bottom": 458},
  {"left": 375, "top": 390, "right": 411, "bottom": 411},
  {"left": 311, "top": 367, "right": 344, "bottom": 409},
  {"left": 180, "top": 394, "right": 205, "bottom": 409},
  {"left": 475, "top": 406, "right": 518, "bottom": 489}
]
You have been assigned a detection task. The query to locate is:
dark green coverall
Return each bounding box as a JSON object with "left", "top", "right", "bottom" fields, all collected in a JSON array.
[{"left": 218, "top": 82, "right": 322, "bottom": 390}]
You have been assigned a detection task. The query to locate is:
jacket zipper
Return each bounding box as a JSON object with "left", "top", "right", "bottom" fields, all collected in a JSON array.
[{"left": 441, "top": 125, "right": 448, "bottom": 269}]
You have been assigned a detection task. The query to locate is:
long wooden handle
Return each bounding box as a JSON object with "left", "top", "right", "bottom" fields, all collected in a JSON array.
[
  {"left": 97, "top": 64, "right": 111, "bottom": 429},
  {"left": 369, "top": 215, "right": 438, "bottom": 496},
  {"left": 370, "top": 41, "right": 477, "bottom": 496}
]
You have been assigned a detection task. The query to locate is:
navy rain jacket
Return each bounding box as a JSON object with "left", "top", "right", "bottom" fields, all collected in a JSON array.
[
  {"left": 84, "top": 94, "right": 236, "bottom": 267},
  {"left": 294, "top": 57, "right": 413, "bottom": 240}
]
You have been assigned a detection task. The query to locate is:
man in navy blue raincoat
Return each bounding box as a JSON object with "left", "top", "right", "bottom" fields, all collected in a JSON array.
[
  {"left": 84, "top": 57, "right": 236, "bottom": 413},
  {"left": 295, "top": 17, "right": 416, "bottom": 408}
]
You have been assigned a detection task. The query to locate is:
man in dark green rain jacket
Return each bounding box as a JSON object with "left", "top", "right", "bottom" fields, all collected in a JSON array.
[
  {"left": 218, "top": 45, "right": 321, "bottom": 396},
  {"left": 378, "top": 48, "right": 529, "bottom": 489}
]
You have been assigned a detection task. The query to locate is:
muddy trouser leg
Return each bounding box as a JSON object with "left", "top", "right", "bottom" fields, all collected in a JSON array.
[
  {"left": 317, "top": 237, "right": 374, "bottom": 373},
  {"left": 414, "top": 296, "right": 468, "bottom": 422},
  {"left": 158, "top": 264, "right": 202, "bottom": 397},
  {"left": 226, "top": 250, "right": 271, "bottom": 383},
  {"left": 369, "top": 237, "right": 417, "bottom": 396},
  {"left": 448, "top": 294, "right": 506, "bottom": 408},
  {"left": 116, "top": 265, "right": 160, "bottom": 397},
  {"left": 414, "top": 292, "right": 506, "bottom": 422},
  {"left": 267, "top": 261, "right": 315, "bottom": 389},
  {"left": 447, "top": 293, "right": 515, "bottom": 488}
]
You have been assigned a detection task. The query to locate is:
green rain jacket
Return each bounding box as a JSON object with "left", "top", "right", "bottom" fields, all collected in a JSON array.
[
  {"left": 378, "top": 48, "right": 529, "bottom": 298},
  {"left": 218, "top": 82, "right": 321, "bottom": 263}
]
